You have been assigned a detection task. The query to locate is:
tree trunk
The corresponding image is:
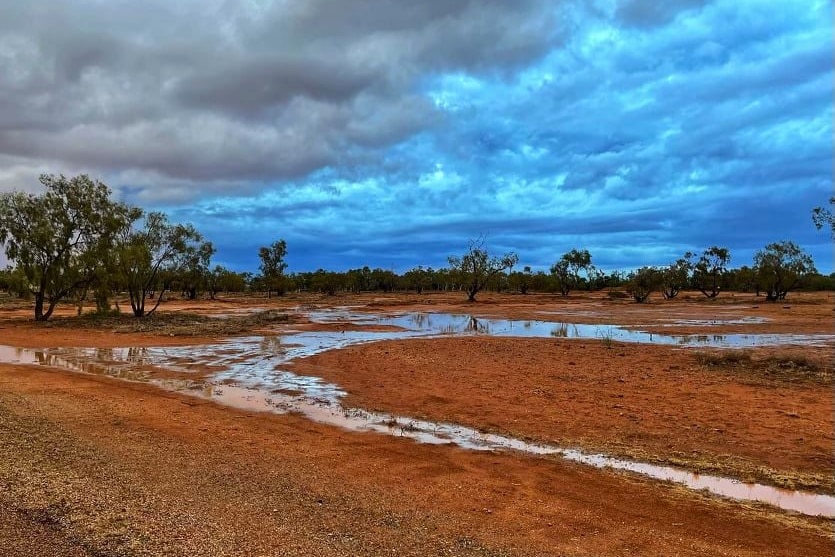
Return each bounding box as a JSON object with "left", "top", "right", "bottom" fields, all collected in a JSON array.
[
  {"left": 129, "top": 289, "right": 145, "bottom": 318},
  {"left": 34, "top": 293, "right": 46, "bottom": 321},
  {"left": 41, "top": 299, "right": 58, "bottom": 321},
  {"left": 146, "top": 287, "right": 168, "bottom": 316}
]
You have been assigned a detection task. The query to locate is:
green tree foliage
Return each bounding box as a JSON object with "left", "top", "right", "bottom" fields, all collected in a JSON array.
[
  {"left": 310, "top": 269, "right": 343, "bottom": 295},
  {"left": 727, "top": 265, "right": 758, "bottom": 294},
  {"left": 0, "top": 174, "right": 136, "bottom": 320},
  {"left": 508, "top": 266, "right": 533, "bottom": 294},
  {"left": 344, "top": 267, "right": 369, "bottom": 292},
  {"left": 258, "top": 239, "right": 288, "bottom": 297},
  {"left": 115, "top": 211, "right": 211, "bottom": 316},
  {"left": 0, "top": 266, "right": 31, "bottom": 299},
  {"left": 178, "top": 241, "right": 216, "bottom": 300},
  {"left": 207, "top": 266, "right": 248, "bottom": 298},
  {"left": 403, "top": 266, "right": 432, "bottom": 294},
  {"left": 660, "top": 254, "right": 692, "bottom": 299},
  {"left": 805, "top": 272, "right": 835, "bottom": 291},
  {"left": 550, "top": 249, "right": 594, "bottom": 296},
  {"left": 549, "top": 259, "right": 571, "bottom": 296},
  {"left": 754, "top": 241, "right": 816, "bottom": 301},
  {"left": 811, "top": 197, "right": 834, "bottom": 239},
  {"left": 626, "top": 266, "right": 660, "bottom": 303},
  {"left": 692, "top": 246, "right": 730, "bottom": 298},
  {"left": 448, "top": 238, "right": 518, "bottom": 302},
  {"left": 370, "top": 268, "right": 398, "bottom": 292}
]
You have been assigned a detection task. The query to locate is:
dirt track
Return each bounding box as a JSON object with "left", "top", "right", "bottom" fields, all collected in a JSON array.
[{"left": 0, "top": 291, "right": 832, "bottom": 556}]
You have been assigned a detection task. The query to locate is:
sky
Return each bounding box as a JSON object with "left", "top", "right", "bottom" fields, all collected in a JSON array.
[{"left": 0, "top": 0, "right": 832, "bottom": 274}]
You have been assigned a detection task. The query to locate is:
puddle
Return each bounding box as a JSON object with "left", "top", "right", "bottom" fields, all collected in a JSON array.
[
  {"left": 3, "top": 325, "right": 834, "bottom": 519},
  {"left": 660, "top": 317, "right": 771, "bottom": 327},
  {"left": 311, "top": 311, "right": 834, "bottom": 348}
]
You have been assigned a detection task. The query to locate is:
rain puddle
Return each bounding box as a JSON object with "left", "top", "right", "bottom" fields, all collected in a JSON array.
[
  {"left": 3, "top": 309, "right": 834, "bottom": 518},
  {"left": 659, "top": 317, "right": 771, "bottom": 327},
  {"left": 312, "top": 310, "right": 834, "bottom": 348}
]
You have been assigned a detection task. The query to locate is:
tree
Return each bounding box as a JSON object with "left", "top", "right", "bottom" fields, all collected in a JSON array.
[
  {"left": 258, "top": 239, "right": 288, "bottom": 297},
  {"left": 754, "top": 241, "right": 816, "bottom": 301},
  {"left": 177, "top": 240, "right": 216, "bottom": 300},
  {"left": 728, "top": 265, "right": 758, "bottom": 294},
  {"left": 370, "top": 268, "right": 398, "bottom": 292},
  {"left": 448, "top": 238, "right": 518, "bottom": 302},
  {"left": 550, "top": 259, "right": 571, "bottom": 296},
  {"left": 403, "top": 266, "right": 431, "bottom": 294},
  {"left": 626, "top": 266, "right": 660, "bottom": 303},
  {"left": 115, "top": 211, "right": 211, "bottom": 317},
  {"left": 310, "top": 269, "right": 342, "bottom": 295},
  {"left": 207, "top": 265, "right": 248, "bottom": 298},
  {"left": 0, "top": 174, "right": 136, "bottom": 321},
  {"left": 550, "top": 249, "right": 593, "bottom": 296},
  {"left": 0, "top": 266, "right": 31, "bottom": 299},
  {"left": 812, "top": 197, "right": 834, "bottom": 239},
  {"left": 692, "top": 246, "right": 730, "bottom": 298},
  {"left": 508, "top": 266, "right": 533, "bottom": 294},
  {"left": 660, "top": 254, "right": 692, "bottom": 299}
]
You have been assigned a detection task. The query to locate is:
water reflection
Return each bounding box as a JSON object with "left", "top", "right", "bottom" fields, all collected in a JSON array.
[{"left": 315, "top": 311, "right": 835, "bottom": 348}]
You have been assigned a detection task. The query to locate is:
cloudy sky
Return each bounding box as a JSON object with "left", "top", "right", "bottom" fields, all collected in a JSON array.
[{"left": 0, "top": 0, "right": 831, "bottom": 273}]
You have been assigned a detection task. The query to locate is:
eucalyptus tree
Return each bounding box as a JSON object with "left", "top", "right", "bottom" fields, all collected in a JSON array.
[
  {"left": 115, "top": 211, "right": 212, "bottom": 316},
  {"left": 754, "top": 241, "right": 816, "bottom": 301},
  {"left": 0, "top": 266, "right": 31, "bottom": 299},
  {"left": 550, "top": 249, "right": 594, "bottom": 296},
  {"left": 448, "top": 238, "right": 518, "bottom": 302},
  {"left": 178, "top": 240, "right": 216, "bottom": 300},
  {"left": 692, "top": 246, "right": 730, "bottom": 298},
  {"left": 403, "top": 265, "right": 432, "bottom": 294},
  {"left": 0, "top": 174, "right": 137, "bottom": 321},
  {"left": 310, "top": 269, "right": 342, "bottom": 295},
  {"left": 626, "top": 266, "right": 660, "bottom": 303},
  {"left": 370, "top": 268, "right": 398, "bottom": 292},
  {"left": 660, "top": 254, "right": 693, "bottom": 299},
  {"left": 508, "top": 265, "right": 533, "bottom": 294},
  {"left": 207, "top": 266, "right": 248, "bottom": 298},
  {"left": 728, "top": 265, "right": 758, "bottom": 294},
  {"left": 550, "top": 259, "right": 572, "bottom": 296},
  {"left": 258, "top": 239, "right": 288, "bottom": 297}
]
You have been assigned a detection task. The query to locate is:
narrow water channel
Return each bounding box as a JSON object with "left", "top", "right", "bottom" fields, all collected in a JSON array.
[{"left": 2, "top": 310, "right": 833, "bottom": 518}]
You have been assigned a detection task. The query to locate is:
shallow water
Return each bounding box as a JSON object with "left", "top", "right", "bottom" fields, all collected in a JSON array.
[
  {"left": 314, "top": 310, "right": 835, "bottom": 348},
  {"left": 3, "top": 320, "right": 834, "bottom": 519}
]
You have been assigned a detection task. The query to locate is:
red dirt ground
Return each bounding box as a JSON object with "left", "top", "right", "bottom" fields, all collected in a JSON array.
[{"left": 0, "top": 291, "right": 832, "bottom": 556}]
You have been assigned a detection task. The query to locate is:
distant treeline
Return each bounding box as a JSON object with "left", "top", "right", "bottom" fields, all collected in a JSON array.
[{"left": 1, "top": 246, "right": 832, "bottom": 301}]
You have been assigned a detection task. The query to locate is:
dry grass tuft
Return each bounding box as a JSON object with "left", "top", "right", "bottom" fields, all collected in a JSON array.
[
  {"left": 695, "top": 350, "right": 830, "bottom": 385},
  {"left": 33, "top": 309, "right": 291, "bottom": 337}
]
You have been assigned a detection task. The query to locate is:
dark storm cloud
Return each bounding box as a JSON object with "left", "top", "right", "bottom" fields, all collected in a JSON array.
[
  {"left": 174, "top": 55, "right": 376, "bottom": 117},
  {"left": 0, "top": 0, "right": 561, "bottom": 189}
]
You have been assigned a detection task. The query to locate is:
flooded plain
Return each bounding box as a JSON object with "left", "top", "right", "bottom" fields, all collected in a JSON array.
[{"left": 3, "top": 308, "right": 834, "bottom": 518}]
